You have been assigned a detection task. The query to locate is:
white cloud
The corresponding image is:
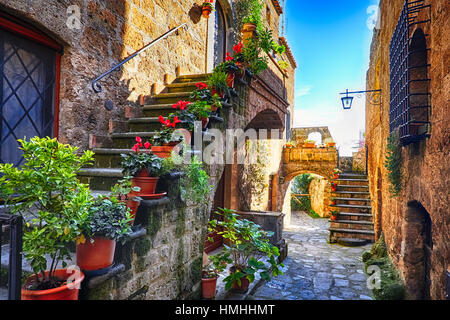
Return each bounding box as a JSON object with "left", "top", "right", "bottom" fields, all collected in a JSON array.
[{"left": 296, "top": 85, "right": 312, "bottom": 98}]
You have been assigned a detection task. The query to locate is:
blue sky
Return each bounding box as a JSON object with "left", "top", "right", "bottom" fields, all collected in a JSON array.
[{"left": 285, "top": 0, "right": 380, "bottom": 156}]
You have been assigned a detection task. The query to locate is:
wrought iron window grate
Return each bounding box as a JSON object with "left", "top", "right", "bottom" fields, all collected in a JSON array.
[{"left": 389, "top": 0, "right": 431, "bottom": 145}]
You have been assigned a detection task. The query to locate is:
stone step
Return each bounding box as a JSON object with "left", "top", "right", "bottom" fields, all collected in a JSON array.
[
  {"left": 111, "top": 131, "right": 158, "bottom": 149},
  {"left": 336, "top": 179, "right": 369, "bottom": 187},
  {"left": 174, "top": 74, "right": 210, "bottom": 83},
  {"left": 142, "top": 104, "right": 175, "bottom": 117},
  {"left": 92, "top": 148, "right": 132, "bottom": 168},
  {"left": 334, "top": 197, "right": 371, "bottom": 202},
  {"left": 329, "top": 228, "right": 375, "bottom": 242},
  {"left": 333, "top": 191, "right": 370, "bottom": 196},
  {"left": 128, "top": 117, "right": 163, "bottom": 132},
  {"left": 78, "top": 168, "right": 123, "bottom": 191},
  {"left": 337, "top": 185, "right": 369, "bottom": 191},
  {"left": 330, "top": 220, "right": 374, "bottom": 231},
  {"left": 152, "top": 92, "right": 191, "bottom": 104},
  {"left": 331, "top": 204, "right": 372, "bottom": 210},
  {"left": 336, "top": 237, "right": 370, "bottom": 247},
  {"left": 338, "top": 173, "right": 368, "bottom": 179},
  {"left": 338, "top": 212, "right": 373, "bottom": 222},
  {"left": 166, "top": 81, "right": 202, "bottom": 93}
]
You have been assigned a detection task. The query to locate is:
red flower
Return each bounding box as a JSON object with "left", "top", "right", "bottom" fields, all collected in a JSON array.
[
  {"left": 171, "top": 116, "right": 181, "bottom": 128},
  {"left": 132, "top": 143, "right": 140, "bottom": 153},
  {"left": 233, "top": 42, "right": 243, "bottom": 54},
  {"left": 144, "top": 142, "right": 151, "bottom": 149},
  {"left": 195, "top": 82, "right": 208, "bottom": 90},
  {"left": 225, "top": 52, "right": 234, "bottom": 61},
  {"left": 136, "top": 136, "right": 142, "bottom": 144},
  {"left": 173, "top": 100, "right": 190, "bottom": 110}
]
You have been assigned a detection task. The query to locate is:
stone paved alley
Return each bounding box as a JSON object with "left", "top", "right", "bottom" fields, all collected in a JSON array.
[{"left": 248, "top": 212, "right": 373, "bottom": 300}]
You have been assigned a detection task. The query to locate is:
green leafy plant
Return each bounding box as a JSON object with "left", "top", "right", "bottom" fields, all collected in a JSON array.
[
  {"left": 0, "top": 137, "right": 94, "bottom": 289},
  {"left": 241, "top": 0, "right": 264, "bottom": 27},
  {"left": 111, "top": 176, "right": 141, "bottom": 201},
  {"left": 203, "top": 251, "right": 231, "bottom": 279},
  {"left": 151, "top": 128, "right": 182, "bottom": 146},
  {"left": 330, "top": 210, "right": 340, "bottom": 218},
  {"left": 278, "top": 60, "right": 289, "bottom": 72},
  {"left": 384, "top": 130, "right": 402, "bottom": 197},
  {"left": 208, "top": 71, "right": 229, "bottom": 95},
  {"left": 187, "top": 100, "right": 211, "bottom": 120},
  {"left": 272, "top": 43, "right": 286, "bottom": 55},
  {"left": 121, "top": 140, "right": 163, "bottom": 177},
  {"left": 209, "top": 208, "right": 284, "bottom": 291},
  {"left": 79, "top": 196, "right": 132, "bottom": 243},
  {"left": 181, "top": 156, "right": 213, "bottom": 204},
  {"left": 290, "top": 174, "right": 314, "bottom": 211},
  {"left": 242, "top": 38, "right": 268, "bottom": 75}
]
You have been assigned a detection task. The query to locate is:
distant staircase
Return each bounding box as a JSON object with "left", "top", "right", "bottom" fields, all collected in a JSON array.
[
  {"left": 329, "top": 172, "right": 375, "bottom": 246},
  {"left": 78, "top": 74, "right": 210, "bottom": 191}
]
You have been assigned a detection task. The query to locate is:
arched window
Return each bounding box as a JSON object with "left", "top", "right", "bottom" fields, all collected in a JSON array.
[
  {"left": 214, "top": 1, "right": 227, "bottom": 67},
  {"left": 307, "top": 132, "right": 322, "bottom": 145}
]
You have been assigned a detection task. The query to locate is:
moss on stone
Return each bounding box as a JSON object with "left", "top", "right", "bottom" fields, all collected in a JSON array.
[
  {"left": 134, "top": 238, "right": 152, "bottom": 257},
  {"left": 190, "top": 257, "right": 203, "bottom": 284},
  {"left": 0, "top": 267, "right": 8, "bottom": 287},
  {"left": 147, "top": 210, "right": 162, "bottom": 239},
  {"left": 363, "top": 235, "right": 405, "bottom": 300},
  {"left": 175, "top": 208, "right": 186, "bottom": 238}
]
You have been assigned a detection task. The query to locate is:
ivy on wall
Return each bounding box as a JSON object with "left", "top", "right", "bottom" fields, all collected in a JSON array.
[{"left": 384, "top": 129, "right": 403, "bottom": 197}]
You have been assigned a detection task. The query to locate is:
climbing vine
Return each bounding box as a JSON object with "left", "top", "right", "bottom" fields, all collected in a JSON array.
[{"left": 384, "top": 130, "right": 403, "bottom": 197}]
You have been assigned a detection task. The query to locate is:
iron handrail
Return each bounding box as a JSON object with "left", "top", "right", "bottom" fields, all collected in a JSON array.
[{"left": 92, "top": 23, "right": 187, "bottom": 93}]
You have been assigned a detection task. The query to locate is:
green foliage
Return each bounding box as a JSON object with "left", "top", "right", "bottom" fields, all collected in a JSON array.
[
  {"left": 207, "top": 71, "right": 228, "bottom": 94},
  {"left": 362, "top": 234, "right": 405, "bottom": 300},
  {"left": 290, "top": 174, "right": 314, "bottom": 211},
  {"left": 272, "top": 43, "right": 286, "bottom": 55},
  {"left": 241, "top": 38, "right": 268, "bottom": 75},
  {"left": 308, "top": 210, "right": 321, "bottom": 219},
  {"left": 278, "top": 60, "right": 289, "bottom": 71},
  {"left": 121, "top": 150, "right": 162, "bottom": 177},
  {"left": 203, "top": 251, "right": 232, "bottom": 279},
  {"left": 209, "top": 208, "right": 284, "bottom": 290},
  {"left": 111, "top": 176, "right": 141, "bottom": 201},
  {"left": 81, "top": 196, "right": 132, "bottom": 242},
  {"left": 181, "top": 156, "right": 213, "bottom": 205},
  {"left": 0, "top": 137, "right": 94, "bottom": 285},
  {"left": 384, "top": 130, "right": 402, "bottom": 197},
  {"left": 151, "top": 128, "right": 182, "bottom": 146},
  {"left": 241, "top": 0, "right": 264, "bottom": 27},
  {"left": 187, "top": 100, "right": 212, "bottom": 119}
]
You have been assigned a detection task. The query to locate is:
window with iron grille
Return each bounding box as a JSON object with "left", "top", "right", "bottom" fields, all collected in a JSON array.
[{"left": 389, "top": 0, "right": 431, "bottom": 145}]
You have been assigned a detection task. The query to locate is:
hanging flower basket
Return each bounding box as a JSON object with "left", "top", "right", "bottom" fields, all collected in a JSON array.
[{"left": 202, "top": 1, "right": 214, "bottom": 18}]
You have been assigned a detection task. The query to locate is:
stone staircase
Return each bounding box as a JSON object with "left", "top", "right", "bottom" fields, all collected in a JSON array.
[
  {"left": 78, "top": 73, "right": 210, "bottom": 191},
  {"left": 329, "top": 172, "right": 375, "bottom": 246}
]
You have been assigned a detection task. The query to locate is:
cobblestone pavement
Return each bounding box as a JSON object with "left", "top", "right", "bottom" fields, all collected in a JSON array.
[{"left": 249, "top": 211, "right": 373, "bottom": 300}]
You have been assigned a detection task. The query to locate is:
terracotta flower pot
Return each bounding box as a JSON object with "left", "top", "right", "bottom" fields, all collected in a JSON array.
[
  {"left": 202, "top": 7, "right": 212, "bottom": 18},
  {"left": 121, "top": 198, "right": 140, "bottom": 224},
  {"left": 202, "top": 276, "right": 218, "bottom": 299},
  {"left": 303, "top": 143, "right": 315, "bottom": 148},
  {"left": 226, "top": 72, "right": 235, "bottom": 88},
  {"left": 76, "top": 237, "right": 116, "bottom": 271},
  {"left": 132, "top": 176, "right": 159, "bottom": 195},
  {"left": 328, "top": 142, "right": 336, "bottom": 147},
  {"left": 21, "top": 269, "right": 85, "bottom": 300},
  {"left": 210, "top": 105, "right": 219, "bottom": 112},
  {"left": 151, "top": 145, "right": 175, "bottom": 159},
  {"left": 331, "top": 215, "right": 338, "bottom": 221},
  {"left": 333, "top": 174, "right": 339, "bottom": 180},
  {"left": 242, "top": 23, "right": 257, "bottom": 33}
]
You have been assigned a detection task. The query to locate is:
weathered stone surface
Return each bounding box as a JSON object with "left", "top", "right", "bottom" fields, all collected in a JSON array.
[{"left": 365, "top": 0, "right": 449, "bottom": 300}]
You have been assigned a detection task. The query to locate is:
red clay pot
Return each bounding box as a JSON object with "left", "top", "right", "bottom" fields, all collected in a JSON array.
[
  {"left": 121, "top": 197, "right": 140, "bottom": 224},
  {"left": 211, "top": 88, "right": 224, "bottom": 98},
  {"left": 132, "top": 176, "right": 159, "bottom": 195},
  {"left": 21, "top": 269, "right": 85, "bottom": 300},
  {"left": 76, "top": 237, "right": 116, "bottom": 271},
  {"left": 202, "top": 7, "right": 211, "bottom": 18},
  {"left": 331, "top": 215, "right": 338, "bottom": 221},
  {"left": 226, "top": 72, "right": 235, "bottom": 88},
  {"left": 333, "top": 174, "right": 339, "bottom": 180},
  {"left": 151, "top": 145, "right": 175, "bottom": 159},
  {"left": 202, "top": 276, "right": 218, "bottom": 299}
]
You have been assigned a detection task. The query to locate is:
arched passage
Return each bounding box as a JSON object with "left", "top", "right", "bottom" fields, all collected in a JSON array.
[{"left": 401, "top": 200, "right": 433, "bottom": 300}]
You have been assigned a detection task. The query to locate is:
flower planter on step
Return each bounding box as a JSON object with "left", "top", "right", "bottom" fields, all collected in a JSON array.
[
  {"left": 151, "top": 145, "right": 175, "bottom": 159},
  {"left": 21, "top": 269, "right": 85, "bottom": 300},
  {"left": 76, "top": 237, "right": 116, "bottom": 271},
  {"left": 132, "top": 176, "right": 159, "bottom": 195},
  {"left": 120, "top": 197, "right": 140, "bottom": 224},
  {"left": 202, "top": 276, "right": 218, "bottom": 299}
]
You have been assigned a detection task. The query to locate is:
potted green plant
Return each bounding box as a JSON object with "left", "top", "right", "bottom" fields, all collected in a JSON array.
[
  {"left": 303, "top": 139, "right": 316, "bottom": 148},
  {"left": 241, "top": 0, "right": 264, "bottom": 38},
  {"left": 209, "top": 208, "right": 284, "bottom": 293},
  {"left": 332, "top": 168, "right": 342, "bottom": 180},
  {"left": 330, "top": 210, "right": 340, "bottom": 221},
  {"left": 187, "top": 100, "right": 212, "bottom": 129},
  {"left": 330, "top": 197, "right": 337, "bottom": 206},
  {"left": 111, "top": 177, "right": 142, "bottom": 224},
  {"left": 76, "top": 196, "right": 132, "bottom": 272},
  {"left": 202, "top": 252, "right": 231, "bottom": 299},
  {"left": 121, "top": 137, "right": 163, "bottom": 196},
  {"left": 0, "top": 137, "right": 93, "bottom": 300},
  {"left": 208, "top": 70, "right": 228, "bottom": 97},
  {"left": 331, "top": 182, "right": 338, "bottom": 192},
  {"left": 151, "top": 128, "right": 182, "bottom": 159},
  {"left": 201, "top": 0, "right": 214, "bottom": 18}
]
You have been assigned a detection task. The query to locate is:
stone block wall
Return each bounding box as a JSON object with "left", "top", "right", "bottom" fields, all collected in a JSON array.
[
  {"left": 0, "top": 0, "right": 207, "bottom": 150},
  {"left": 309, "top": 177, "right": 331, "bottom": 218},
  {"left": 365, "top": 0, "right": 449, "bottom": 300}
]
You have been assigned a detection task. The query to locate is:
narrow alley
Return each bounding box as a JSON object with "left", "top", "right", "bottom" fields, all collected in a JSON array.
[{"left": 249, "top": 211, "right": 373, "bottom": 300}]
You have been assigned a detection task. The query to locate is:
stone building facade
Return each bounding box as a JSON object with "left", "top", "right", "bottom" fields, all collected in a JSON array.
[
  {"left": 365, "top": 0, "right": 449, "bottom": 300},
  {"left": 0, "top": 0, "right": 296, "bottom": 299}
]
